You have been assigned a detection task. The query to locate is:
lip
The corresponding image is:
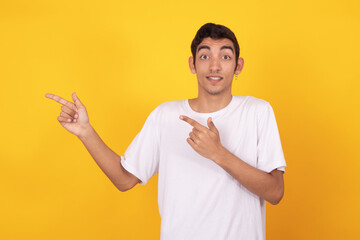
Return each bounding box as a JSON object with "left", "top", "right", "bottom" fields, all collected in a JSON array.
[{"left": 206, "top": 75, "right": 223, "bottom": 83}]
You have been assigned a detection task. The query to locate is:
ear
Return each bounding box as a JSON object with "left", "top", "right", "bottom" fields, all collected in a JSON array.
[
  {"left": 234, "top": 57, "right": 244, "bottom": 75},
  {"left": 189, "top": 56, "right": 196, "bottom": 74}
]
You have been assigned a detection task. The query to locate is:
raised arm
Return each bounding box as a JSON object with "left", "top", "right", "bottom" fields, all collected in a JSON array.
[{"left": 45, "top": 92, "right": 140, "bottom": 191}]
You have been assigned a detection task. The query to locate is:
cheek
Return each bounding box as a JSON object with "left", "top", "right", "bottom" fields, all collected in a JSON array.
[
  {"left": 195, "top": 61, "right": 207, "bottom": 69},
  {"left": 223, "top": 63, "right": 236, "bottom": 74},
  {"left": 195, "top": 66, "right": 208, "bottom": 76}
]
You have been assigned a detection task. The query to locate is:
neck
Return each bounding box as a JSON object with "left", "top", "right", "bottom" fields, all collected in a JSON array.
[{"left": 189, "top": 91, "right": 233, "bottom": 113}]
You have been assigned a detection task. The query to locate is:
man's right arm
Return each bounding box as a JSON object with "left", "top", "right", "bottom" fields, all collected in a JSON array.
[
  {"left": 78, "top": 126, "right": 140, "bottom": 192},
  {"left": 45, "top": 92, "right": 140, "bottom": 192}
]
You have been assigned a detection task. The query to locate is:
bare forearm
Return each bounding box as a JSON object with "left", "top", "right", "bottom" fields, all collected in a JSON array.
[
  {"left": 78, "top": 125, "right": 131, "bottom": 191},
  {"left": 214, "top": 148, "right": 283, "bottom": 205}
]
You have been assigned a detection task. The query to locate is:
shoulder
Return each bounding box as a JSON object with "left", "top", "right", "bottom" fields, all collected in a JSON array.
[
  {"left": 156, "top": 100, "right": 184, "bottom": 111},
  {"left": 232, "top": 95, "right": 273, "bottom": 120},
  {"left": 236, "top": 95, "right": 269, "bottom": 106},
  {"left": 233, "top": 95, "right": 271, "bottom": 110},
  {"left": 148, "top": 100, "right": 185, "bottom": 120},
  {"left": 152, "top": 100, "right": 184, "bottom": 113}
]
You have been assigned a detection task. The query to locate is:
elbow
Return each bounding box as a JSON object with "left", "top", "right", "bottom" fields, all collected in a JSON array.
[
  {"left": 113, "top": 180, "right": 130, "bottom": 192},
  {"left": 269, "top": 195, "right": 282, "bottom": 205},
  {"left": 116, "top": 183, "right": 131, "bottom": 192},
  {"left": 115, "top": 177, "right": 140, "bottom": 192},
  {"left": 268, "top": 187, "right": 284, "bottom": 205},
  {"left": 117, "top": 186, "right": 128, "bottom": 192},
  {"left": 267, "top": 170, "right": 285, "bottom": 205}
]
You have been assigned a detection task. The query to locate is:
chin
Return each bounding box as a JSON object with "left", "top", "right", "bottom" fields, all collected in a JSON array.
[
  {"left": 199, "top": 82, "right": 230, "bottom": 96},
  {"left": 205, "top": 88, "right": 226, "bottom": 95}
]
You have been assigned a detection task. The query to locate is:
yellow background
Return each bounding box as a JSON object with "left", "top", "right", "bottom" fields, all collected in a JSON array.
[{"left": 1, "top": 0, "right": 359, "bottom": 239}]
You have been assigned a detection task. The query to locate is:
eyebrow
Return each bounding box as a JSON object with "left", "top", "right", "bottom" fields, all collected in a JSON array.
[
  {"left": 220, "top": 45, "right": 234, "bottom": 53},
  {"left": 197, "top": 45, "right": 210, "bottom": 52},
  {"left": 197, "top": 45, "right": 234, "bottom": 53}
]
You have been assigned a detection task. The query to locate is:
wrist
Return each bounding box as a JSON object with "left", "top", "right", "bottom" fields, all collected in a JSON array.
[
  {"left": 212, "top": 146, "right": 230, "bottom": 164},
  {"left": 78, "top": 124, "right": 95, "bottom": 141}
]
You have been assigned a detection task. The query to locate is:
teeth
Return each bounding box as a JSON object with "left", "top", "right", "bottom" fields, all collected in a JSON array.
[{"left": 208, "top": 77, "right": 221, "bottom": 80}]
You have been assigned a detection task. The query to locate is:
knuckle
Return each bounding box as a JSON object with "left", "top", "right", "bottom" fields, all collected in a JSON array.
[
  {"left": 62, "top": 105, "right": 69, "bottom": 112},
  {"left": 60, "top": 111, "right": 69, "bottom": 117}
]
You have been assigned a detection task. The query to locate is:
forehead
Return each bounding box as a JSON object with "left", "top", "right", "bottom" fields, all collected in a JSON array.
[{"left": 197, "top": 37, "right": 235, "bottom": 51}]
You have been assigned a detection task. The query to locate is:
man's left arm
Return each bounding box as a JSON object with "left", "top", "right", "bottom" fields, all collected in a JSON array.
[
  {"left": 214, "top": 148, "right": 284, "bottom": 205},
  {"left": 180, "top": 115, "right": 284, "bottom": 205}
]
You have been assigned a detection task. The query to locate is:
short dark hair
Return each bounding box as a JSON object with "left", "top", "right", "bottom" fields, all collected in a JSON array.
[{"left": 191, "top": 23, "right": 240, "bottom": 71}]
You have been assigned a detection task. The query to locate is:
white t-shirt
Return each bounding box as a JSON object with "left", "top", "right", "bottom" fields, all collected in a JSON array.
[{"left": 121, "top": 95, "right": 287, "bottom": 240}]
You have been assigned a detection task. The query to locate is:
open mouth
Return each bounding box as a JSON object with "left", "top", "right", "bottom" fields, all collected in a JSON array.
[{"left": 206, "top": 76, "right": 223, "bottom": 83}]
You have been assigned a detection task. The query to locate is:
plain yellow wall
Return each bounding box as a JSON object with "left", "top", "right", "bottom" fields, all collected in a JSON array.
[{"left": 1, "top": 0, "right": 359, "bottom": 239}]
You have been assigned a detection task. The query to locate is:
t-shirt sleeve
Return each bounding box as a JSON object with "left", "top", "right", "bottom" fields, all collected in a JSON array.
[
  {"left": 256, "top": 102, "right": 287, "bottom": 173},
  {"left": 120, "top": 109, "right": 160, "bottom": 185}
]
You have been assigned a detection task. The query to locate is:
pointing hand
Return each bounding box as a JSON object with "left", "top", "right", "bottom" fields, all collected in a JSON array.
[
  {"left": 180, "top": 115, "right": 225, "bottom": 162},
  {"left": 45, "top": 92, "right": 92, "bottom": 137}
]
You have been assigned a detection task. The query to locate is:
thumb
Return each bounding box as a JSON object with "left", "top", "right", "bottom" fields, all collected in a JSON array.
[
  {"left": 207, "top": 117, "right": 218, "bottom": 133},
  {"left": 72, "top": 92, "right": 84, "bottom": 108}
]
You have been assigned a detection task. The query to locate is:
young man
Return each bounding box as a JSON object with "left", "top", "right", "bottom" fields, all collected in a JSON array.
[{"left": 46, "top": 23, "right": 286, "bottom": 240}]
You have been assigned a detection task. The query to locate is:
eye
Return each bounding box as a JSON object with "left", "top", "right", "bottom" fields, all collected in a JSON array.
[
  {"left": 200, "top": 55, "right": 209, "bottom": 60},
  {"left": 223, "top": 55, "right": 231, "bottom": 60}
]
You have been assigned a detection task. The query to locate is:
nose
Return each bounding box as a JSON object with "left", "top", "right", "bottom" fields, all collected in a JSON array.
[{"left": 209, "top": 57, "right": 221, "bottom": 73}]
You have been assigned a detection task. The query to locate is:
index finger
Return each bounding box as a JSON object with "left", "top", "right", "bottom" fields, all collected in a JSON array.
[
  {"left": 45, "top": 93, "right": 76, "bottom": 110},
  {"left": 180, "top": 115, "right": 207, "bottom": 130}
]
